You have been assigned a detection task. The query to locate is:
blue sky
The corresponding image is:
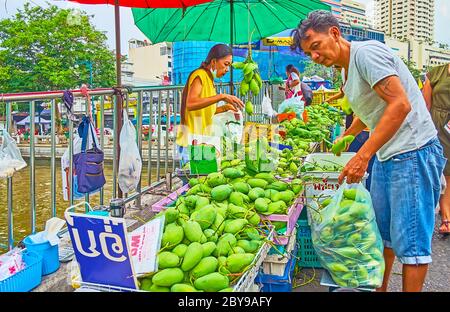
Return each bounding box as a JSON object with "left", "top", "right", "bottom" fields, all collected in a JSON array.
[{"left": 1, "top": 0, "right": 449, "bottom": 54}]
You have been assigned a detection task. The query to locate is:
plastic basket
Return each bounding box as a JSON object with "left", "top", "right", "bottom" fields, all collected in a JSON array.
[
  {"left": 0, "top": 250, "right": 43, "bottom": 292},
  {"left": 243, "top": 122, "right": 278, "bottom": 145},
  {"left": 255, "top": 244, "right": 298, "bottom": 292},
  {"left": 296, "top": 219, "right": 322, "bottom": 268},
  {"left": 260, "top": 196, "right": 303, "bottom": 245},
  {"left": 23, "top": 236, "right": 60, "bottom": 276},
  {"left": 151, "top": 184, "right": 190, "bottom": 212},
  {"left": 262, "top": 228, "right": 297, "bottom": 276}
]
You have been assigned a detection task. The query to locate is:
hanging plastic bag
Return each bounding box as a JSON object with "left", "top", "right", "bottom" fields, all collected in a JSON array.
[
  {"left": 277, "top": 95, "right": 305, "bottom": 119},
  {"left": 0, "top": 129, "right": 27, "bottom": 178},
  {"left": 309, "top": 182, "right": 385, "bottom": 289},
  {"left": 261, "top": 90, "right": 277, "bottom": 118},
  {"left": 118, "top": 110, "right": 142, "bottom": 194}
]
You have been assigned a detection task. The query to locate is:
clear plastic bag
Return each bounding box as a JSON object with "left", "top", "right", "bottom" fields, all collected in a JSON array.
[
  {"left": 118, "top": 110, "right": 142, "bottom": 194},
  {"left": 0, "top": 129, "right": 27, "bottom": 178},
  {"left": 277, "top": 96, "right": 305, "bottom": 118},
  {"left": 261, "top": 90, "right": 277, "bottom": 117},
  {"left": 309, "top": 182, "right": 385, "bottom": 289}
]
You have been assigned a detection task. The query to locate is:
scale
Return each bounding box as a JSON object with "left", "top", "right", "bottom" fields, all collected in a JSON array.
[{"left": 57, "top": 228, "right": 75, "bottom": 263}]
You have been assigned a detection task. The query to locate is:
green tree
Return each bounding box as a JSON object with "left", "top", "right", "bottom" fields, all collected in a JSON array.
[
  {"left": 0, "top": 3, "right": 116, "bottom": 93},
  {"left": 400, "top": 57, "right": 422, "bottom": 81},
  {"left": 300, "top": 60, "right": 341, "bottom": 89}
]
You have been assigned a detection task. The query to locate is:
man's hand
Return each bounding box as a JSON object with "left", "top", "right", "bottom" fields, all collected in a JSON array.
[{"left": 338, "top": 153, "right": 369, "bottom": 184}]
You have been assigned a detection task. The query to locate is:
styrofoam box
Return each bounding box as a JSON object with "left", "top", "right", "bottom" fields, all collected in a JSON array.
[
  {"left": 302, "top": 152, "right": 368, "bottom": 200},
  {"left": 262, "top": 227, "right": 297, "bottom": 276}
]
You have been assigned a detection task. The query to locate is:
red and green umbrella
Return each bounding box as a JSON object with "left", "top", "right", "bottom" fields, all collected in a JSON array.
[{"left": 132, "top": 0, "right": 330, "bottom": 45}]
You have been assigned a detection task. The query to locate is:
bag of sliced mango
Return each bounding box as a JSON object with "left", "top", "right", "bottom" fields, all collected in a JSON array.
[{"left": 309, "top": 182, "right": 385, "bottom": 289}]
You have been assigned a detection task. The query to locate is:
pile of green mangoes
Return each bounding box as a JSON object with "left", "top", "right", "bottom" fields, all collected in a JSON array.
[
  {"left": 139, "top": 170, "right": 303, "bottom": 292},
  {"left": 310, "top": 188, "right": 385, "bottom": 289},
  {"left": 300, "top": 161, "right": 343, "bottom": 173},
  {"left": 306, "top": 103, "right": 344, "bottom": 128}
]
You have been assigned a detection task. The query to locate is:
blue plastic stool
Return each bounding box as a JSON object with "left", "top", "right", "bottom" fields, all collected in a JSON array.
[{"left": 23, "top": 235, "right": 60, "bottom": 276}]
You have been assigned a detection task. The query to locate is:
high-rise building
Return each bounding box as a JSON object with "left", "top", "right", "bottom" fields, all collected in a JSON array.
[
  {"left": 375, "top": 0, "right": 435, "bottom": 42},
  {"left": 321, "top": 0, "right": 343, "bottom": 18},
  {"left": 341, "top": 0, "right": 370, "bottom": 28}
]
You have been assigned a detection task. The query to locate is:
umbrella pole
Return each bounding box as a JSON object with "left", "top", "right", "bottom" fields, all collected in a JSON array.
[
  {"left": 229, "top": 0, "right": 234, "bottom": 95},
  {"left": 115, "top": 0, "right": 123, "bottom": 199}
]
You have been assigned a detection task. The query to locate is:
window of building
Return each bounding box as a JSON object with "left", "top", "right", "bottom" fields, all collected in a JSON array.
[{"left": 160, "top": 46, "right": 168, "bottom": 56}]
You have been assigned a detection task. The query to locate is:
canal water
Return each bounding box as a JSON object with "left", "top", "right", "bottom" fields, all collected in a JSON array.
[{"left": 0, "top": 159, "right": 158, "bottom": 250}]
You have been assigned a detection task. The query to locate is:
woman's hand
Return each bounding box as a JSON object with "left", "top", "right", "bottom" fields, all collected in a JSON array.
[
  {"left": 221, "top": 104, "right": 239, "bottom": 112},
  {"left": 222, "top": 94, "right": 244, "bottom": 110}
]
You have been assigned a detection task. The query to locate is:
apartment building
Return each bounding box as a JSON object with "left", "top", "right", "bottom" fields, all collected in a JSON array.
[{"left": 375, "top": 0, "right": 435, "bottom": 42}]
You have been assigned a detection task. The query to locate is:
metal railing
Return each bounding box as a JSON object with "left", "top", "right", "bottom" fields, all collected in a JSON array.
[{"left": 0, "top": 81, "right": 275, "bottom": 250}]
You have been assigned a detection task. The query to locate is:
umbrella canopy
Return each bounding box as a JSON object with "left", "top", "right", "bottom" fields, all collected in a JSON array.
[
  {"left": 69, "top": 0, "right": 212, "bottom": 8},
  {"left": 132, "top": 0, "right": 330, "bottom": 44}
]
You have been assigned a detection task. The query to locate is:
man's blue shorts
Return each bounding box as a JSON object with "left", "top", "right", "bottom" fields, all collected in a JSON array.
[{"left": 371, "top": 138, "right": 447, "bottom": 264}]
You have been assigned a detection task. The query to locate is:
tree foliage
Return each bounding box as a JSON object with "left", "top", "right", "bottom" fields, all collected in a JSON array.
[
  {"left": 0, "top": 3, "right": 116, "bottom": 93},
  {"left": 400, "top": 57, "right": 423, "bottom": 81},
  {"left": 300, "top": 60, "right": 342, "bottom": 89}
]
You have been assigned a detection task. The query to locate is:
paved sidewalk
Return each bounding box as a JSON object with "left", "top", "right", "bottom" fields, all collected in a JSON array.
[{"left": 293, "top": 213, "right": 450, "bottom": 292}]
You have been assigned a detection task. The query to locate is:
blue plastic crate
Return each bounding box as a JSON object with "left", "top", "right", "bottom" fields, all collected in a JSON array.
[
  {"left": 296, "top": 219, "right": 322, "bottom": 268},
  {"left": 269, "top": 142, "right": 293, "bottom": 151},
  {"left": 0, "top": 250, "right": 43, "bottom": 292},
  {"left": 255, "top": 245, "right": 298, "bottom": 292}
]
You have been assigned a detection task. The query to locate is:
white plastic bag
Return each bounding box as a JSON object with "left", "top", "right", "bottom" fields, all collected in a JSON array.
[
  {"left": 118, "top": 110, "right": 142, "bottom": 194},
  {"left": 0, "top": 247, "right": 25, "bottom": 282},
  {"left": 0, "top": 129, "right": 27, "bottom": 178},
  {"left": 212, "top": 110, "right": 244, "bottom": 144},
  {"left": 261, "top": 90, "right": 277, "bottom": 117}
]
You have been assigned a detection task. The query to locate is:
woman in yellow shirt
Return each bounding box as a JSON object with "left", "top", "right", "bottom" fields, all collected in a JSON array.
[{"left": 176, "top": 44, "right": 244, "bottom": 165}]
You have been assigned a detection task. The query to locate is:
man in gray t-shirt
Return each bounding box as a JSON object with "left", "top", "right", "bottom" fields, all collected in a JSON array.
[{"left": 291, "top": 11, "right": 446, "bottom": 292}]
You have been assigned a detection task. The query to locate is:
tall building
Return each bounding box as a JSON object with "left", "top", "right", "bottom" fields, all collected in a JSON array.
[
  {"left": 127, "top": 39, "right": 173, "bottom": 86},
  {"left": 341, "top": 0, "right": 370, "bottom": 28},
  {"left": 321, "top": 0, "right": 343, "bottom": 18},
  {"left": 375, "top": 0, "right": 435, "bottom": 42}
]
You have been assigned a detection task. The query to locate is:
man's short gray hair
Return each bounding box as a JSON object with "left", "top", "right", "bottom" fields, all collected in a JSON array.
[{"left": 291, "top": 10, "right": 341, "bottom": 52}]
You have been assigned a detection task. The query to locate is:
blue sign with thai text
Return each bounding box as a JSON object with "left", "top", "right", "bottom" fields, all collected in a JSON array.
[{"left": 65, "top": 211, "right": 137, "bottom": 290}]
